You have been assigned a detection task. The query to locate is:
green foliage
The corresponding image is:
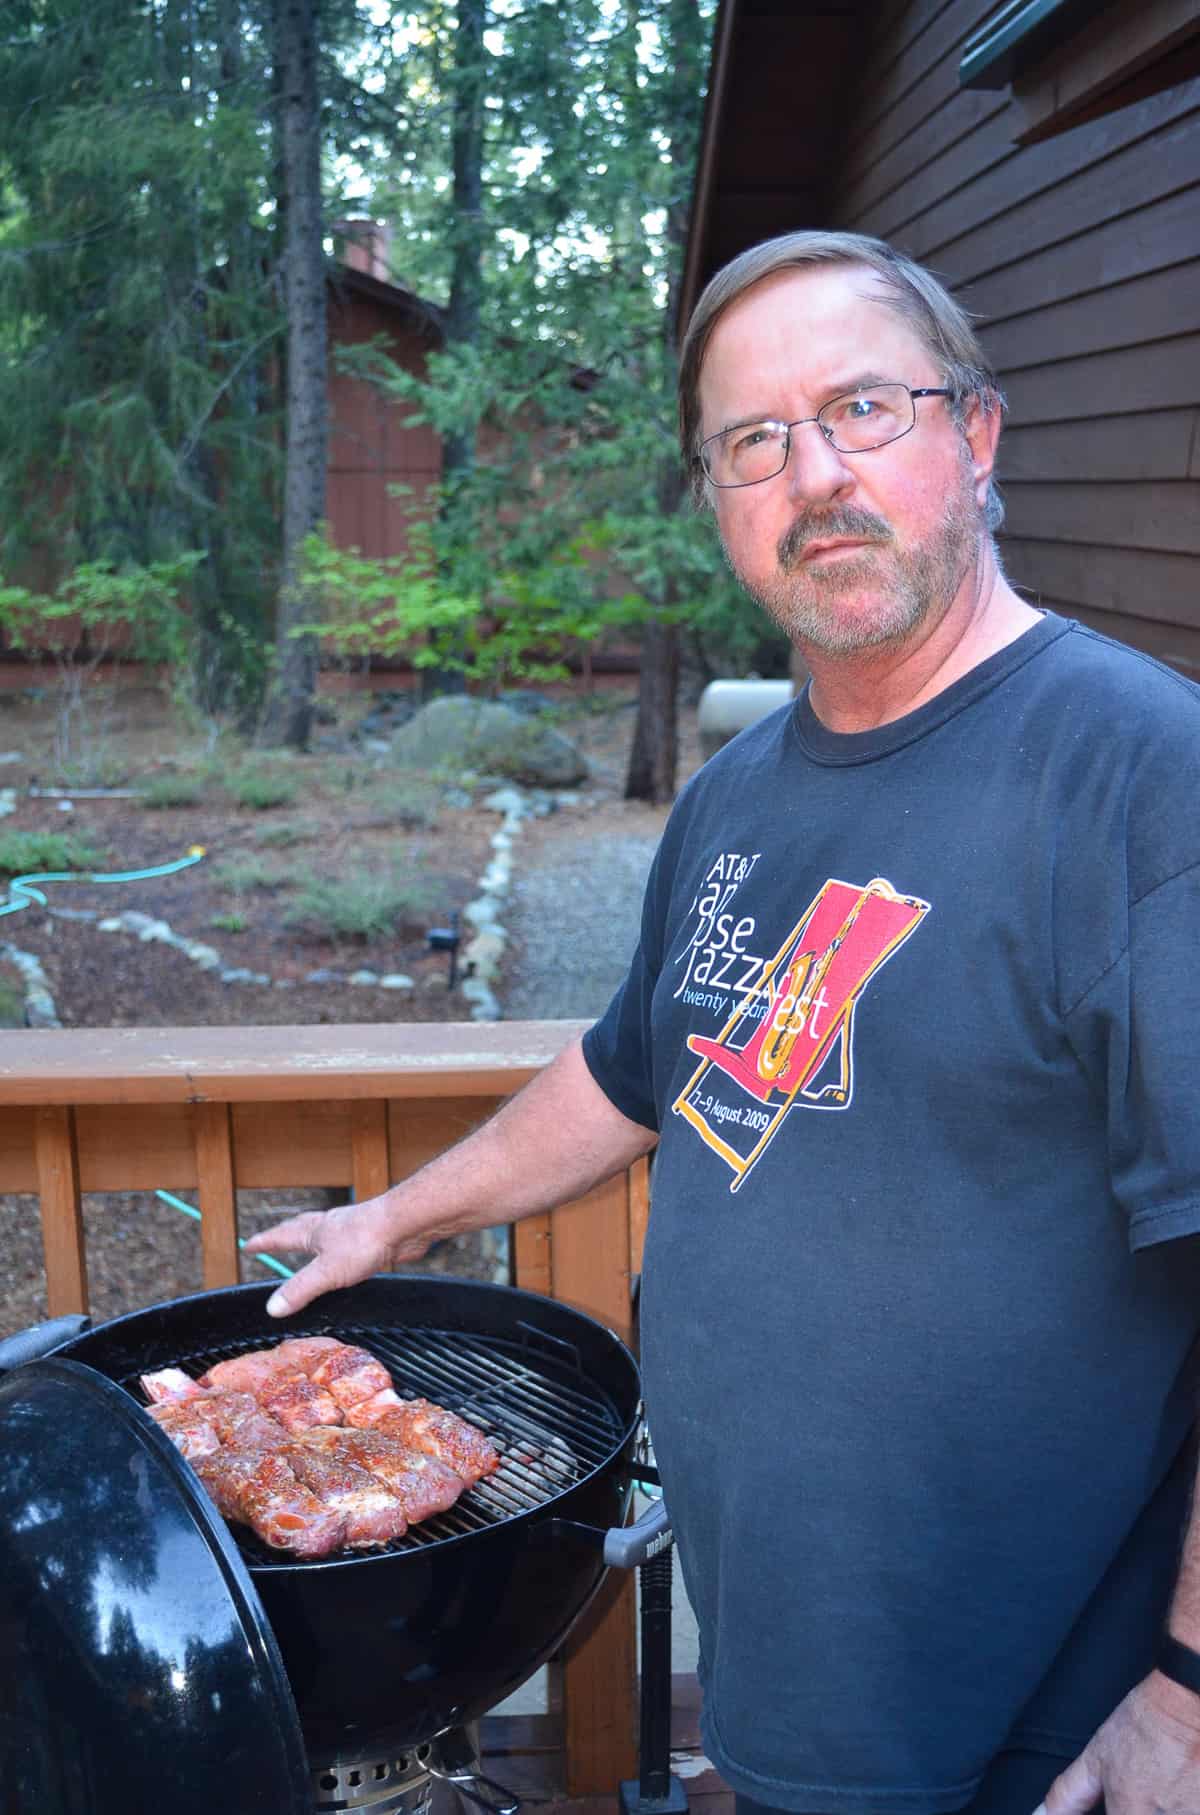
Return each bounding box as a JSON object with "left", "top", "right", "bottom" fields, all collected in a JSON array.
[
  {"left": 302, "top": 525, "right": 640, "bottom": 694},
  {"left": 0, "top": 970, "right": 25, "bottom": 1026},
  {"left": 283, "top": 868, "right": 437, "bottom": 942},
  {"left": 212, "top": 856, "right": 295, "bottom": 892},
  {"left": 140, "top": 772, "right": 208, "bottom": 809},
  {"left": 210, "top": 910, "right": 248, "bottom": 934},
  {"left": 223, "top": 768, "right": 299, "bottom": 811},
  {"left": 0, "top": 556, "right": 201, "bottom": 667},
  {"left": 253, "top": 820, "right": 312, "bottom": 848},
  {"left": 0, "top": 830, "right": 103, "bottom": 877},
  {"left": 0, "top": 0, "right": 287, "bottom": 710}
]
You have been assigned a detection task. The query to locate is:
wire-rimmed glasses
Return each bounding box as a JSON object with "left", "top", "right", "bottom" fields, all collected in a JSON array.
[{"left": 698, "top": 383, "right": 955, "bottom": 489}]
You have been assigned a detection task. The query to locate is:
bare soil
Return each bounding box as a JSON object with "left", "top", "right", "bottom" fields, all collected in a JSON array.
[{"left": 0, "top": 674, "right": 693, "bottom": 1341}]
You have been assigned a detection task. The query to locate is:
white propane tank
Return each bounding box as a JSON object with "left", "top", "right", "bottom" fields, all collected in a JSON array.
[{"left": 698, "top": 678, "right": 794, "bottom": 760}]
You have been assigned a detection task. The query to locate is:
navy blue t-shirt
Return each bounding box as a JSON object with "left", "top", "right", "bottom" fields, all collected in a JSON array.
[{"left": 583, "top": 615, "right": 1200, "bottom": 1813}]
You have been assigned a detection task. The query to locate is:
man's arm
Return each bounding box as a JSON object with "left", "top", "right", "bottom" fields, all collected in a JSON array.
[
  {"left": 1040, "top": 1453, "right": 1200, "bottom": 1815},
  {"left": 244, "top": 1036, "right": 658, "bottom": 1317}
]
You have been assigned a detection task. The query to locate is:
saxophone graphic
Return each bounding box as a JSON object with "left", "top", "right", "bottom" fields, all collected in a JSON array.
[{"left": 673, "top": 876, "right": 930, "bottom": 1189}]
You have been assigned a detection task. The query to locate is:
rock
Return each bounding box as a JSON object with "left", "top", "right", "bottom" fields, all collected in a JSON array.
[
  {"left": 97, "top": 917, "right": 123, "bottom": 932},
  {"left": 481, "top": 786, "right": 527, "bottom": 817},
  {"left": 184, "top": 943, "right": 223, "bottom": 971},
  {"left": 497, "top": 690, "right": 558, "bottom": 718},
  {"left": 461, "top": 976, "right": 501, "bottom": 1020},
  {"left": 0, "top": 789, "right": 17, "bottom": 819},
  {"left": 305, "top": 968, "right": 339, "bottom": 984},
  {"left": 219, "top": 967, "right": 255, "bottom": 984},
  {"left": 379, "top": 973, "right": 415, "bottom": 990},
  {"left": 349, "top": 969, "right": 379, "bottom": 986},
  {"left": 465, "top": 929, "right": 505, "bottom": 979},
  {"left": 364, "top": 738, "right": 391, "bottom": 756},
  {"left": 390, "top": 698, "right": 588, "bottom": 788},
  {"left": 462, "top": 899, "right": 501, "bottom": 931},
  {"left": 25, "top": 988, "right": 61, "bottom": 1028}
]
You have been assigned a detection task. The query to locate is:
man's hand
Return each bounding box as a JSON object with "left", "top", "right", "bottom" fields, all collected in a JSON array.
[
  {"left": 1037, "top": 1673, "right": 1200, "bottom": 1815},
  {"left": 244, "top": 1191, "right": 455, "bottom": 1318}
]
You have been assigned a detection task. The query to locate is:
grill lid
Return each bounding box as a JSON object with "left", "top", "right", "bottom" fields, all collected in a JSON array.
[{"left": 0, "top": 1357, "right": 310, "bottom": 1815}]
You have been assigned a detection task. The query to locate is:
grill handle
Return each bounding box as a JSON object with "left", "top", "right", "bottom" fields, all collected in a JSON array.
[
  {"left": 0, "top": 1315, "right": 91, "bottom": 1375},
  {"left": 603, "top": 1495, "right": 672, "bottom": 1570}
]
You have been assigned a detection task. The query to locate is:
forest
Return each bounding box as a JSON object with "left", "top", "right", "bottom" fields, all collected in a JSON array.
[{"left": 0, "top": 0, "right": 778, "bottom": 800}]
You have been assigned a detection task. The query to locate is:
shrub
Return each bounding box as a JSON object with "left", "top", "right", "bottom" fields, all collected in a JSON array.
[
  {"left": 253, "top": 821, "right": 311, "bottom": 848},
  {"left": 212, "top": 856, "right": 294, "bottom": 893},
  {"left": 210, "top": 911, "right": 248, "bottom": 933},
  {"left": 283, "top": 869, "right": 437, "bottom": 942},
  {"left": 0, "top": 831, "right": 103, "bottom": 877},
  {"left": 225, "top": 768, "right": 299, "bottom": 810},
  {"left": 140, "top": 772, "right": 207, "bottom": 809},
  {"left": 0, "top": 970, "right": 24, "bottom": 1026}
]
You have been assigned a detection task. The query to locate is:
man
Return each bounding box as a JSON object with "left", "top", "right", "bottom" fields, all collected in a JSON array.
[{"left": 248, "top": 232, "right": 1200, "bottom": 1815}]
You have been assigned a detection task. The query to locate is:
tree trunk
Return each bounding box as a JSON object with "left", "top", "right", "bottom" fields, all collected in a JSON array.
[
  {"left": 423, "top": 0, "right": 486, "bottom": 701},
  {"left": 624, "top": 0, "right": 707, "bottom": 803},
  {"left": 260, "top": 0, "right": 326, "bottom": 749}
]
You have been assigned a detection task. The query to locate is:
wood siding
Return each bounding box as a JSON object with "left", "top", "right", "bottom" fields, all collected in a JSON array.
[
  {"left": 326, "top": 291, "right": 442, "bottom": 566},
  {"left": 833, "top": 0, "right": 1200, "bottom": 674}
]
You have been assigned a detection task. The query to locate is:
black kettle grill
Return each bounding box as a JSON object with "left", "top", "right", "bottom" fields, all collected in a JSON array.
[{"left": 0, "top": 1276, "right": 674, "bottom": 1815}]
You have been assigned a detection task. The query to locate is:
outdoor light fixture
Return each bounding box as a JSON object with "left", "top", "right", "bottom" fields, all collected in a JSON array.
[{"left": 427, "top": 911, "right": 461, "bottom": 989}]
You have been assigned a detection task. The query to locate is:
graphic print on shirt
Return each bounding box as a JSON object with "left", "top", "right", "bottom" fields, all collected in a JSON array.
[{"left": 673, "top": 876, "right": 930, "bottom": 1191}]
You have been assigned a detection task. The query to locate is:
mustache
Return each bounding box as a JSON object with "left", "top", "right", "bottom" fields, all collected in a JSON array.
[{"left": 777, "top": 506, "right": 894, "bottom": 571}]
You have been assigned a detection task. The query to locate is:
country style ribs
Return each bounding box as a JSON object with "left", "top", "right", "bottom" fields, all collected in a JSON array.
[{"left": 141, "top": 1336, "right": 500, "bottom": 1557}]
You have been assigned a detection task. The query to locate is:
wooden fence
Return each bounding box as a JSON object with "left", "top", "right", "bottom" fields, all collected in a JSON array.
[{"left": 0, "top": 1019, "right": 650, "bottom": 1795}]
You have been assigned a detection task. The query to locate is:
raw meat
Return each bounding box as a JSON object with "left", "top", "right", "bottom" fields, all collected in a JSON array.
[
  {"left": 346, "top": 1390, "right": 501, "bottom": 1485},
  {"left": 139, "top": 1338, "right": 500, "bottom": 1558}
]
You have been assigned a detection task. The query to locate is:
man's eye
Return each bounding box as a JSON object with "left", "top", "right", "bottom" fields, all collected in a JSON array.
[
  {"left": 846, "top": 398, "right": 879, "bottom": 419},
  {"left": 732, "top": 425, "right": 774, "bottom": 453}
]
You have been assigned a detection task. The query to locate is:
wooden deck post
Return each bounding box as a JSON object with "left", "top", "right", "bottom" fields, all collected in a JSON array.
[
  {"left": 194, "top": 1101, "right": 241, "bottom": 1288},
  {"left": 514, "top": 1167, "right": 646, "bottom": 1796},
  {"left": 33, "top": 1104, "right": 86, "bottom": 1316},
  {"left": 351, "top": 1099, "right": 392, "bottom": 1202}
]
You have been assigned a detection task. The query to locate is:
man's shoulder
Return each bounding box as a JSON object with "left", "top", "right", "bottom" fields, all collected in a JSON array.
[{"left": 1041, "top": 619, "right": 1200, "bottom": 729}]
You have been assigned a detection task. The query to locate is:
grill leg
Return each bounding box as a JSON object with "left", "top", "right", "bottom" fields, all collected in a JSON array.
[{"left": 619, "top": 1544, "right": 688, "bottom": 1815}]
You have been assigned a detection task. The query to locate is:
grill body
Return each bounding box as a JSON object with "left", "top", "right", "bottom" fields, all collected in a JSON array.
[{"left": 28, "top": 1276, "right": 642, "bottom": 1754}]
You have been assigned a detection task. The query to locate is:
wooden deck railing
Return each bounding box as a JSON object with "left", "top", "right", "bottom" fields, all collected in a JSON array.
[{"left": 0, "top": 1020, "right": 649, "bottom": 1795}]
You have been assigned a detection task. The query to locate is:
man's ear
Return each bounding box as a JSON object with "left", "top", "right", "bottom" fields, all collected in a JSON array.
[{"left": 960, "top": 392, "right": 1002, "bottom": 513}]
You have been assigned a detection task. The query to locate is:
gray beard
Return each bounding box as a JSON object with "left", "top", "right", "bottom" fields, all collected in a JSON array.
[{"left": 731, "top": 468, "right": 980, "bottom": 657}]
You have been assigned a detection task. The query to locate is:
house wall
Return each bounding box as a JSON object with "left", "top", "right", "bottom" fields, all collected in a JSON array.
[
  {"left": 326, "top": 291, "right": 442, "bottom": 567},
  {"left": 832, "top": 0, "right": 1200, "bottom": 676}
]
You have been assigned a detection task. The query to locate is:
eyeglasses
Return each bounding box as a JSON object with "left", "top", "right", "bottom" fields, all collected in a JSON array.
[{"left": 698, "top": 383, "right": 955, "bottom": 489}]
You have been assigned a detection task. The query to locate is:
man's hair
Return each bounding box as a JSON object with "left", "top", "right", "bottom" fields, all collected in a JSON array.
[{"left": 678, "top": 229, "right": 1005, "bottom": 529}]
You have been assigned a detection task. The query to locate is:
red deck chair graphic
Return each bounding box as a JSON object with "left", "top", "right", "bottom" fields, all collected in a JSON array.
[{"left": 673, "top": 877, "right": 929, "bottom": 1189}]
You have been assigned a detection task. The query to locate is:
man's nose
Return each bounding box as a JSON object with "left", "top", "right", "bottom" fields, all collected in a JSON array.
[{"left": 784, "top": 421, "right": 854, "bottom": 501}]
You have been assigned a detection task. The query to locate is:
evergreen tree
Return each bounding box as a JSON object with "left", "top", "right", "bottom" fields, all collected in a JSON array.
[{"left": 0, "top": 0, "right": 283, "bottom": 710}]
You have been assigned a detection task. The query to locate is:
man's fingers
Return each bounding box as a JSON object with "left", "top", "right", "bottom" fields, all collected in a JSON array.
[
  {"left": 244, "top": 1212, "right": 325, "bottom": 1257},
  {"left": 264, "top": 1251, "right": 347, "bottom": 1319},
  {"left": 1038, "top": 1747, "right": 1103, "bottom": 1815}
]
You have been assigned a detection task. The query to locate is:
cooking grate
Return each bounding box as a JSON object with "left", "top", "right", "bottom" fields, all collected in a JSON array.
[{"left": 125, "top": 1320, "right": 629, "bottom": 1566}]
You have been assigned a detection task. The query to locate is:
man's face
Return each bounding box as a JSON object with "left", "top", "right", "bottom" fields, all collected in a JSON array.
[{"left": 696, "top": 264, "right": 997, "bottom": 657}]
